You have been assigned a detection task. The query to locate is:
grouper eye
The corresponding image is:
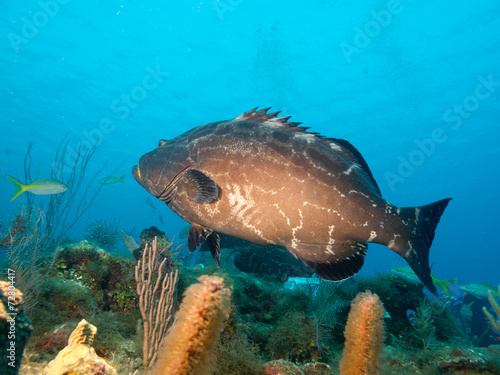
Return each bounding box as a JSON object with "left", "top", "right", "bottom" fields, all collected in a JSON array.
[{"left": 158, "top": 139, "right": 167, "bottom": 148}]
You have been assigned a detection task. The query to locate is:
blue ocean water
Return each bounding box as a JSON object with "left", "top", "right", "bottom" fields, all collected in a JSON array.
[{"left": 0, "top": 0, "right": 498, "bottom": 289}]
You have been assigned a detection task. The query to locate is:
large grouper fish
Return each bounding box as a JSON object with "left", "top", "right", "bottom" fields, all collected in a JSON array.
[{"left": 133, "top": 108, "right": 451, "bottom": 294}]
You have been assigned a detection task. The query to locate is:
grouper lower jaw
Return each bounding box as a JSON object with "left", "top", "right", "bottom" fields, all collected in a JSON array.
[
  {"left": 132, "top": 165, "right": 147, "bottom": 190},
  {"left": 132, "top": 165, "right": 140, "bottom": 180},
  {"left": 132, "top": 165, "right": 154, "bottom": 195}
]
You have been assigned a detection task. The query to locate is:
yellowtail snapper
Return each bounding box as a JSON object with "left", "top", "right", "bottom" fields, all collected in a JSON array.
[
  {"left": 391, "top": 265, "right": 460, "bottom": 298},
  {"left": 460, "top": 282, "right": 499, "bottom": 299},
  {"left": 144, "top": 197, "right": 156, "bottom": 213},
  {"left": 99, "top": 174, "right": 126, "bottom": 184},
  {"left": 6, "top": 175, "right": 68, "bottom": 201}
]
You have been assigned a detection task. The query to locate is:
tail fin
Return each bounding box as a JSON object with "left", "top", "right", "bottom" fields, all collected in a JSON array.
[
  {"left": 6, "top": 175, "right": 27, "bottom": 201},
  {"left": 393, "top": 198, "right": 452, "bottom": 295},
  {"left": 434, "top": 278, "right": 461, "bottom": 298},
  {"left": 119, "top": 174, "right": 126, "bottom": 183}
]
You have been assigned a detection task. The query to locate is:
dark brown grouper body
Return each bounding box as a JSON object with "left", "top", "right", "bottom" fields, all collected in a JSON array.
[{"left": 132, "top": 108, "right": 451, "bottom": 294}]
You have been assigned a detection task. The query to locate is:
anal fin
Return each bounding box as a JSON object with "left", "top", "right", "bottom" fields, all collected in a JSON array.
[{"left": 286, "top": 242, "right": 367, "bottom": 281}]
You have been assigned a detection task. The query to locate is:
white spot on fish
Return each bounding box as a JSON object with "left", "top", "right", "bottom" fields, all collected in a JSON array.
[
  {"left": 368, "top": 231, "right": 377, "bottom": 241},
  {"left": 290, "top": 209, "right": 304, "bottom": 248},
  {"left": 343, "top": 165, "right": 355, "bottom": 175}
]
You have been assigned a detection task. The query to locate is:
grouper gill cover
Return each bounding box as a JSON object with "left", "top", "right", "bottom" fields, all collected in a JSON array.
[{"left": 133, "top": 108, "right": 451, "bottom": 294}]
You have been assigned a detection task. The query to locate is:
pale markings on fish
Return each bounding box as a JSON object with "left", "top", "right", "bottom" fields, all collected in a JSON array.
[
  {"left": 227, "top": 184, "right": 259, "bottom": 223},
  {"left": 332, "top": 185, "right": 346, "bottom": 198},
  {"left": 290, "top": 209, "right": 304, "bottom": 249},
  {"left": 328, "top": 225, "right": 335, "bottom": 243},
  {"left": 245, "top": 222, "right": 265, "bottom": 240},
  {"left": 302, "top": 201, "right": 332, "bottom": 213},
  {"left": 414, "top": 208, "right": 421, "bottom": 226},
  {"left": 288, "top": 174, "right": 306, "bottom": 183},
  {"left": 204, "top": 201, "right": 221, "bottom": 217},
  {"left": 343, "top": 164, "right": 358, "bottom": 175},
  {"left": 348, "top": 190, "right": 370, "bottom": 199},
  {"left": 273, "top": 204, "right": 291, "bottom": 226},
  {"left": 405, "top": 241, "right": 415, "bottom": 259},
  {"left": 328, "top": 142, "right": 343, "bottom": 152},
  {"left": 254, "top": 184, "right": 283, "bottom": 196},
  {"left": 368, "top": 231, "right": 377, "bottom": 241}
]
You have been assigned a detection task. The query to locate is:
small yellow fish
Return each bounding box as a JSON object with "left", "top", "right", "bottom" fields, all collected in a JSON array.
[
  {"left": 6, "top": 175, "right": 68, "bottom": 201},
  {"left": 460, "top": 282, "right": 499, "bottom": 299},
  {"left": 391, "top": 265, "right": 460, "bottom": 298},
  {"left": 100, "top": 174, "right": 126, "bottom": 184}
]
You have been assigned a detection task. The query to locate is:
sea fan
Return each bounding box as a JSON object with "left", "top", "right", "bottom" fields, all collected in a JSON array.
[{"left": 83, "top": 219, "right": 121, "bottom": 251}]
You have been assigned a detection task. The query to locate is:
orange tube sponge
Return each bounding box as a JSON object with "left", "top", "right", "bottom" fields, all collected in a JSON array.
[
  {"left": 339, "top": 290, "right": 386, "bottom": 375},
  {"left": 151, "top": 275, "right": 231, "bottom": 375}
]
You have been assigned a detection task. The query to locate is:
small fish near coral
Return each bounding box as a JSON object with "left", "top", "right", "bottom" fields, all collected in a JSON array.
[
  {"left": 132, "top": 108, "right": 451, "bottom": 294},
  {"left": 99, "top": 174, "right": 126, "bottom": 184},
  {"left": 6, "top": 175, "right": 68, "bottom": 201},
  {"left": 460, "top": 282, "right": 500, "bottom": 299},
  {"left": 391, "top": 265, "right": 460, "bottom": 298}
]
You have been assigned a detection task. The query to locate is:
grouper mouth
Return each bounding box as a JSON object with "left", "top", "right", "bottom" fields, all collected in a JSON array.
[
  {"left": 132, "top": 164, "right": 160, "bottom": 198},
  {"left": 132, "top": 165, "right": 141, "bottom": 181},
  {"left": 132, "top": 165, "right": 151, "bottom": 193}
]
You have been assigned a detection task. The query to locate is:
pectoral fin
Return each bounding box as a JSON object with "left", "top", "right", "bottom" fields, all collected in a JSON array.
[
  {"left": 286, "top": 242, "right": 367, "bottom": 281},
  {"left": 177, "top": 168, "right": 219, "bottom": 204}
]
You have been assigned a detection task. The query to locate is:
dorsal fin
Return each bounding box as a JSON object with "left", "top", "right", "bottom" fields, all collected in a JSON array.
[
  {"left": 320, "top": 138, "right": 382, "bottom": 197},
  {"left": 235, "top": 107, "right": 382, "bottom": 197},
  {"left": 234, "top": 107, "right": 320, "bottom": 139}
]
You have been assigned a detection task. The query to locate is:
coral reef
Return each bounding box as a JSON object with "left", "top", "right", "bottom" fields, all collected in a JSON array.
[
  {"left": 151, "top": 275, "right": 231, "bottom": 375},
  {"left": 410, "top": 299, "right": 436, "bottom": 351},
  {"left": 52, "top": 240, "right": 138, "bottom": 312},
  {"left": 43, "top": 319, "right": 116, "bottom": 375},
  {"left": 214, "top": 330, "right": 265, "bottom": 375},
  {"left": 83, "top": 219, "right": 121, "bottom": 252},
  {"left": 339, "top": 290, "right": 386, "bottom": 375},
  {"left": 267, "top": 311, "right": 319, "bottom": 362},
  {"left": 139, "top": 226, "right": 166, "bottom": 244},
  {"left": 0, "top": 280, "right": 32, "bottom": 375},
  {"left": 9, "top": 237, "right": 500, "bottom": 375},
  {"left": 33, "top": 324, "right": 73, "bottom": 356},
  {"left": 262, "top": 360, "right": 333, "bottom": 374},
  {"left": 0, "top": 211, "right": 29, "bottom": 248},
  {"left": 263, "top": 359, "right": 303, "bottom": 374},
  {"left": 132, "top": 226, "right": 173, "bottom": 260}
]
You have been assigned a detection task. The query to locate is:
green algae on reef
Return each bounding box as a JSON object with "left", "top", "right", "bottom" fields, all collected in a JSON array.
[{"left": 4, "top": 239, "right": 500, "bottom": 375}]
